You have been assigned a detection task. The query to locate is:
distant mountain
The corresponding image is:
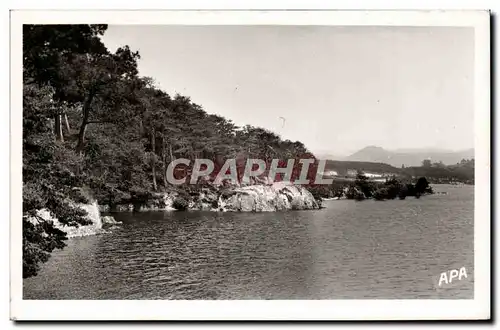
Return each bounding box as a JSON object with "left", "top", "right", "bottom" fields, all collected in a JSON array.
[{"left": 345, "top": 146, "right": 474, "bottom": 167}]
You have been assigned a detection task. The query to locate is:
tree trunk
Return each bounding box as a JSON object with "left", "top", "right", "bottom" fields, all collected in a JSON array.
[
  {"left": 76, "top": 119, "right": 87, "bottom": 153},
  {"left": 139, "top": 120, "right": 144, "bottom": 136},
  {"left": 64, "top": 113, "right": 71, "bottom": 133},
  {"left": 54, "top": 115, "right": 64, "bottom": 142},
  {"left": 76, "top": 90, "right": 95, "bottom": 153},
  {"left": 166, "top": 142, "right": 175, "bottom": 184},
  {"left": 169, "top": 142, "right": 174, "bottom": 161},
  {"left": 151, "top": 127, "right": 157, "bottom": 191},
  {"left": 162, "top": 135, "right": 168, "bottom": 189}
]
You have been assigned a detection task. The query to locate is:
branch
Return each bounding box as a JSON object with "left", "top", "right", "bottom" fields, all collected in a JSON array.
[{"left": 23, "top": 214, "right": 48, "bottom": 224}]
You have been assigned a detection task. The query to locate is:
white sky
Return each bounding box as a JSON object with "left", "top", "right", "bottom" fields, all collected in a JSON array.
[{"left": 101, "top": 25, "right": 474, "bottom": 156}]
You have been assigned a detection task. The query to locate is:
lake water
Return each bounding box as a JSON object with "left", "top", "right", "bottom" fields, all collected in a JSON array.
[{"left": 23, "top": 184, "right": 474, "bottom": 299}]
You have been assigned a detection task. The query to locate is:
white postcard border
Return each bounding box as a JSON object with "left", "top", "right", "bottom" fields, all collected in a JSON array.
[{"left": 10, "top": 9, "right": 490, "bottom": 320}]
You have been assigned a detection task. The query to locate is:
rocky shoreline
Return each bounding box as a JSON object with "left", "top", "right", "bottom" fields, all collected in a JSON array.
[
  {"left": 29, "top": 183, "right": 320, "bottom": 239},
  {"left": 98, "top": 182, "right": 322, "bottom": 213}
]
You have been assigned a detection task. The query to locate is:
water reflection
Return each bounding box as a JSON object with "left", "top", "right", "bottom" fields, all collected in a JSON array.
[{"left": 24, "top": 184, "right": 474, "bottom": 299}]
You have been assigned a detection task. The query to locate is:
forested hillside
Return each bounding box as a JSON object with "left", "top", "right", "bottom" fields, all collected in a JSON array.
[
  {"left": 403, "top": 159, "right": 474, "bottom": 184},
  {"left": 22, "top": 25, "right": 314, "bottom": 278}
]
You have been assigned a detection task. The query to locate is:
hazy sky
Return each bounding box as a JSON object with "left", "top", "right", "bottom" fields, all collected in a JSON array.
[{"left": 101, "top": 25, "right": 474, "bottom": 156}]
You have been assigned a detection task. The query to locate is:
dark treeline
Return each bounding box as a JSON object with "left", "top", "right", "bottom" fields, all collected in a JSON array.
[
  {"left": 22, "top": 25, "right": 315, "bottom": 278},
  {"left": 403, "top": 159, "right": 474, "bottom": 184},
  {"left": 308, "top": 172, "right": 434, "bottom": 201}
]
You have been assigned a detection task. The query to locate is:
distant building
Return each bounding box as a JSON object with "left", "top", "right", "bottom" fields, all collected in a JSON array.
[
  {"left": 345, "top": 170, "right": 397, "bottom": 179},
  {"left": 363, "top": 172, "right": 383, "bottom": 178}
]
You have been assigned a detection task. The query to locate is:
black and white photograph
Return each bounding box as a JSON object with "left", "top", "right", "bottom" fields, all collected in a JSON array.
[{"left": 10, "top": 10, "right": 490, "bottom": 320}]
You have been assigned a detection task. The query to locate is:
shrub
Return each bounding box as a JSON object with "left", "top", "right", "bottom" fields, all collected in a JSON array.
[
  {"left": 373, "top": 188, "right": 389, "bottom": 200},
  {"left": 415, "top": 177, "right": 427, "bottom": 193},
  {"left": 354, "top": 172, "right": 374, "bottom": 198},
  {"left": 309, "top": 186, "right": 328, "bottom": 201},
  {"left": 384, "top": 177, "right": 401, "bottom": 199},
  {"left": 405, "top": 183, "right": 416, "bottom": 196},
  {"left": 172, "top": 197, "right": 189, "bottom": 211},
  {"left": 398, "top": 185, "right": 408, "bottom": 200},
  {"left": 346, "top": 185, "right": 365, "bottom": 200}
]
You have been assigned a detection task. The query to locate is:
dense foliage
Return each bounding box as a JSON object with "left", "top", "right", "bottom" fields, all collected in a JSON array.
[{"left": 22, "top": 25, "right": 316, "bottom": 277}]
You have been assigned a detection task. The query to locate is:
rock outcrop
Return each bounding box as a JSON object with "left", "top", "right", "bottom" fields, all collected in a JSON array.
[
  {"left": 101, "top": 215, "right": 122, "bottom": 226},
  {"left": 189, "top": 189, "right": 220, "bottom": 211},
  {"left": 97, "top": 183, "right": 320, "bottom": 213},
  {"left": 34, "top": 201, "right": 104, "bottom": 238},
  {"left": 212, "top": 183, "right": 321, "bottom": 212}
]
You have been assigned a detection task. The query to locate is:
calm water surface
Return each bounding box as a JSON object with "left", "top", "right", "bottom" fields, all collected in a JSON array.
[{"left": 24, "top": 184, "right": 474, "bottom": 299}]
